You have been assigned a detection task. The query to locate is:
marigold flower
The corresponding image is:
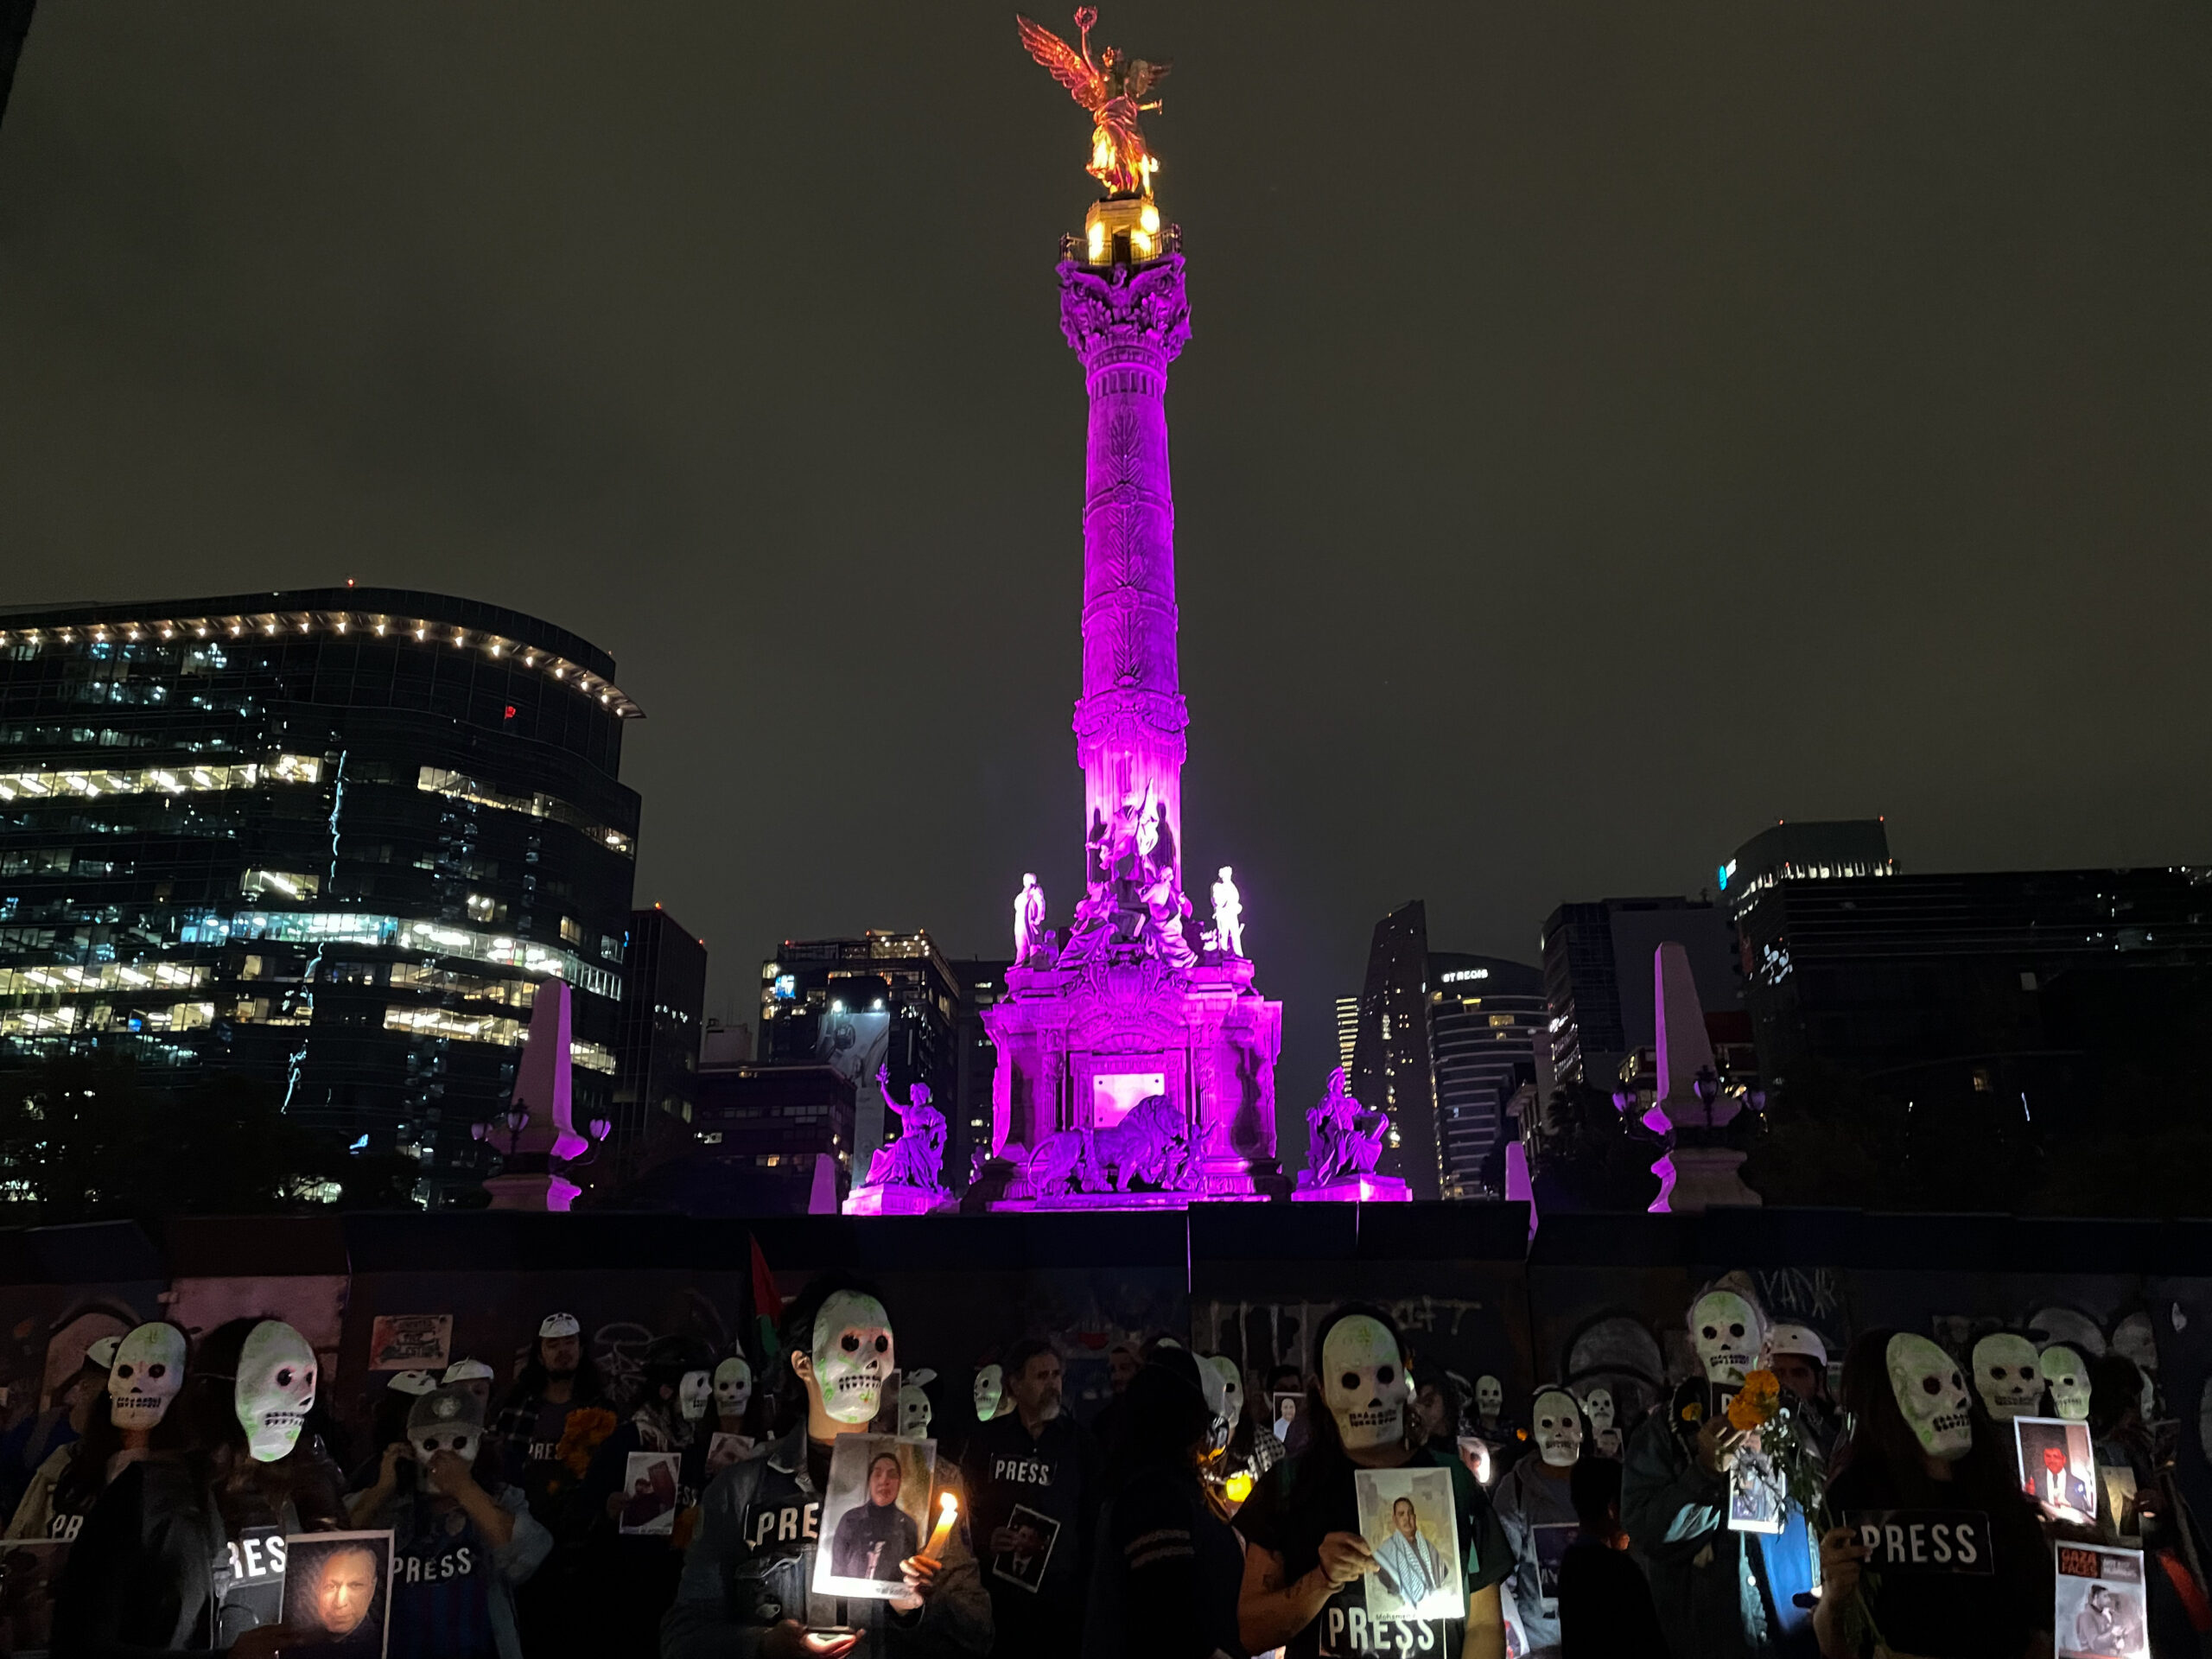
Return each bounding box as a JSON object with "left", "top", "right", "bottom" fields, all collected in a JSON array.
[
  {"left": 557, "top": 1405, "right": 620, "bottom": 1476},
  {"left": 1727, "top": 1370, "right": 1782, "bottom": 1433}
]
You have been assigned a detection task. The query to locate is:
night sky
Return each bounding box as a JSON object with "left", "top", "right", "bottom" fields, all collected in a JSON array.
[{"left": 3, "top": 5, "right": 2209, "bottom": 1163}]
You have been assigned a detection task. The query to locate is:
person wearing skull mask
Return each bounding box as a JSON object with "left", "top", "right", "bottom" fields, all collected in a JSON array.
[
  {"left": 1237, "top": 1303, "right": 1512, "bottom": 1659},
  {"left": 1621, "top": 1281, "right": 1823, "bottom": 1659},
  {"left": 1211, "top": 1354, "right": 1286, "bottom": 1504},
  {"left": 1493, "top": 1388, "right": 1586, "bottom": 1657},
  {"left": 348, "top": 1382, "right": 552, "bottom": 1659},
  {"left": 1815, "top": 1329, "right": 2050, "bottom": 1659},
  {"left": 581, "top": 1332, "right": 718, "bottom": 1656},
  {"left": 10, "top": 1325, "right": 188, "bottom": 1544},
  {"left": 52, "top": 1316, "right": 346, "bottom": 1659},
  {"left": 959, "top": 1337, "right": 1101, "bottom": 1656},
  {"left": 665, "top": 1272, "right": 991, "bottom": 1659}
]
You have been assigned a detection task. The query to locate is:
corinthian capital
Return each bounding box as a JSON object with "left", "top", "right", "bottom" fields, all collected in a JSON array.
[{"left": 1058, "top": 255, "right": 1191, "bottom": 367}]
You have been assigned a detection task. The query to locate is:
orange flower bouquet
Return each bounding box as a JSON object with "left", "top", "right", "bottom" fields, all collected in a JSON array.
[
  {"left": 556, "top": 1406, "right": 620, "bottom": 1478},
  {"left": 1726, "top": 1370, "right": 1782, "bottom": 1433}
]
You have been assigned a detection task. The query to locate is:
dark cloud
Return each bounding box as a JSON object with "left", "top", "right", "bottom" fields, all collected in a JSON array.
[{"left": 3, "top": 3, "right": 2209, "bottom": 1155}]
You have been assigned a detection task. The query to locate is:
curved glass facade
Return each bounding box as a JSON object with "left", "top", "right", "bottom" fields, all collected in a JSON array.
[{"left": 0, "top": 586, "right": 640, "bottom": 1205}]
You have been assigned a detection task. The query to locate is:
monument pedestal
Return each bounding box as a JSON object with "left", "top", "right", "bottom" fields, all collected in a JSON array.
[
  {"left": 842, "top": 1181, "right": 954, "bottom": 1217},
  {"left": 1294, "top": 1172, "right": 1411, "bottom": 1204},
  {"left": 483, "top": 1158, "right": 582, "bottom": 1213},
  {"left": 1649, "top": 1145, "right": 1761, "bottom": 1213}
]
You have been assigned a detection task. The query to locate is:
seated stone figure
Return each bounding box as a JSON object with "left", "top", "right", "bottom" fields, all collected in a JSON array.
[
  {"left": 1306, "top": 1067, "right": 1388, "bottom": 1185},
  {"left": 867, "top": 1065, "right": 949, "bottom": 1197}
]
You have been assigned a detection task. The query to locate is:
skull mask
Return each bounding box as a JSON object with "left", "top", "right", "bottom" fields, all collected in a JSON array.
[
  {"left": 1576, "top": 1386, "right": 1616, "bottom": 1434},
  {"left": 713, "top": 1356, "right": 753, "bottom": 1419},
  {"left": 975, "top": 1363, "right": 1005, "bottom": 1422},
  {"left": 386, "top": 1370, "right": 439, "bottom": 1398},
  {"left": 899, "top": 1368, "right": 936, "bottom": 1439},
  {"left": 1689, "top": 1291, "right": 1766, "bottom": 1387},
  {"left": 1885, "top": 1333, "right": 1973, "bottom": 1462},
  {"left": 678, "top": 1370, "right": 712, "bottom": 1422},
  {"left": 810, "top": 1290, "right": 893, "bottom": 1425},
  {"left": 407, "top": 1384, "right": 483, "bottom": 1468},
  {"left": 1532, "top": 1389, "right": 1584, "bottom": 1468},
  {"left": 235, "top": 1320, "right": 316, "bottom": 1463},
  {"left": 109, "top": 1323, "right": 185, "bottom": 1432},
  {"left": 1971, "top": 1333, "right": 2044, "bottom": 1422},
  {"left": 1475, "top": 1375, "right": 1503, "bottom": 1422},
  {"left": 1321, "top": 1314, "right": 1408, "bottom": 1452},
  {"left": 1205, "top": 1356, "right": 1243, "bottom": 1452},
  {"left": 2042, "top": 1345, "right": 2090, "bottom": 1421}
]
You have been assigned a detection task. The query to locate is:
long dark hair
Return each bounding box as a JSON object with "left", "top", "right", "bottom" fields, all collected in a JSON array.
[
  {"left": 1300, "top": 1303, "right": 1418, "bottom": 1481},
  {"left": 501, "top": 1343, "right": 606, "bottom": 1415},
  {"left": 1827, "top": 1328, "right": 2016, "bottom": 1503},
  {"left": 1102, "top": 1347, "right": 1216, "bottom": 1498}
]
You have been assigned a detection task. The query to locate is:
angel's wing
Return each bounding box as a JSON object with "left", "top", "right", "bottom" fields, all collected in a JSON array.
[
  {"left": 1016, "top": 15, "right": 1103, "bottom": 107},
  {"left": 1122, "top": 56, "right": 1172, "bottom": 99}
]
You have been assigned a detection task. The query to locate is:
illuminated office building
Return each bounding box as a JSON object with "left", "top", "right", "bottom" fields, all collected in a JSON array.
[
  {"left": 1540, "top": 897, "right": 1743, "bottom": 1091},
  {"left": 612, "top": 905, "right": 708, "bottom": 1140},
  {"left": 0, "top": 588, "right": 640, "bottom": 1204}
]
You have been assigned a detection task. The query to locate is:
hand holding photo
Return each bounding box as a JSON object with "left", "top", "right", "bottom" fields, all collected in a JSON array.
[
  {"left": 2015, "top": 1417, "right": 2097, "bottom": 1525},
  {"left": 2056, "top": 1542, "right": 2150, "bottom": 1659},
  {"left": 618, "top": 1450, "right": 683, "bottom": 1535},
  {"left": 1353, "top": 1465, "right": 1464, "bottom": 1623},
  {"left": 280, "top": 1529, "right": 394, "bottom": 1658},
  {"left": 810, "top": 1434, "right": 938, "bottom": 1600}
]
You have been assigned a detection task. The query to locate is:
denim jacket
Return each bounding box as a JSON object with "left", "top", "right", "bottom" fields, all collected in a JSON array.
[{"left": 661, "top": 1426, "right": 991, "bottom": 1659}]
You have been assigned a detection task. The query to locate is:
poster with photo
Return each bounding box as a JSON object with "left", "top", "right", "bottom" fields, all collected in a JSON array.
[
  {"left": 279, "top": 1529, "right": 393, "bottom": 1659},
  {"left": 2016, "top": 1418, "right": 2097, "bottom": 1523},
  {"left": 812, "top": 1434, "right": 938, "bottom": 1601},
  {"left": 1529, "top": 1522, "right": 1577, "bottom": 1611},
  {"left": 1726, "top": 1445, "right": 1786, "bottom": 1535},
  {"left": 2055, "top": 1542, "right": 2150, "bottom": 1659},
  {"left": 0, "top": 1539, "right": 68, "bottom": 1659},
  {"left": 618, "top": 1451, "right": 683, "bottom": 1535},
  {"left": 989, "top": 1503, "right": 1061, "bottom": 1594},
  {"left": 366, "top": 1314, "right": 452, "bottom": 1372},
  {"left": 1353, "top": 1465, "right": 1465, "bottom": 1623}
]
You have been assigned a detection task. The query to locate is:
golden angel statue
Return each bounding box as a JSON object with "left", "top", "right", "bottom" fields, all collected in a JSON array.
[{"left": 1016, "top": 8, "right": 1172, "bottom": 198}]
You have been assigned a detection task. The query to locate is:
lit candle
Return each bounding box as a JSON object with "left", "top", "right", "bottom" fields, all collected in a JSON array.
[{"left": 920, "top": 1491, "right": 959, "bottom": 1561}]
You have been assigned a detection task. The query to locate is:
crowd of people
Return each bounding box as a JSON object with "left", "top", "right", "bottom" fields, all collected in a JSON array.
[{"left": 0, "top": 1275, "right": 2192, "bottom": 1656}]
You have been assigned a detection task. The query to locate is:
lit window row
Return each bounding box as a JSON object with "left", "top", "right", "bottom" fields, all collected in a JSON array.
[
  {"left": 378, "top": 1005, "right": 616, "bottom": 1071},
  {"left": 0, "top": 1001, "right": 215, "bottom": 1036},
  {"left": 0, "top": 962, "right": 209, "bottom": 995},
  {"left": 243, "top": 868, "right": 321, "bottom": 900},
  {"left": 173, "top": 911, "right": 621, "bottom": 1001},
  {"left": 416, "top": 767, "right": 635, "bottom": 858},
  {"left": 0, "top": 753, "right": 321, "bottom": 803},
  {"left": 0, "top": 613, "right": 639, "bottom": 718}
]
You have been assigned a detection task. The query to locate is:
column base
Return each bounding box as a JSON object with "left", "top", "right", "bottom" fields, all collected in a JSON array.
[
  {"left": 1649, "top": 1146, "right": 1761, "bottom": 1213},
  {"left": 1294, "top": 1173, "right": 1412, "bottom": 1204},
  {"left": 843, "top": 1182, "right": 955, "bottom": 1217}
]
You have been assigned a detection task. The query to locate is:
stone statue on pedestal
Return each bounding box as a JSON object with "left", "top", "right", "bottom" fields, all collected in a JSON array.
[
  {"left": 1014, "top": 873, "right": 1049, "bottom": 967},
  {"left": 867, "top": 1065, "right": 949, "bottom": 1198},
  {"left": 1210, "top": 866, "right": 1243, "bottom": 958},
  {"left": 1306, "top": 1067, "right": 1388, "bottom": 1185}
]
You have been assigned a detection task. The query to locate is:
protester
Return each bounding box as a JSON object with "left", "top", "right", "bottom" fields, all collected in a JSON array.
[
  {"left": 960, "top": 1336, "right": 1100, "bottom": 1655},
  {"left": 1554, "top": 1454, "right": 1664, "bottom": 1658},
  {"left": 2086, "top": 1351, "right": 2202, "bottom": 1654},
  {"left": 664, "top": 1271, "right": 990, "bottom": 1658},
  {"left": 493, "top": 1311, "right": 609, "bottom": 1530},
  {"left": 0, "top": 1337, "right": 115, "bottom": 1528},
  {"left": 9, "top": 1324, "right": 186, "bottom": 1543},
  {"left": 1814, "top": 1327, "right": 2050, "bottom": 1659},
  {"left": 583, "top": 1333, "right": 717, "bottom": 1657},
  {"left": 1237, "top": 1302, "right": 1511, "bottom": 1659},
  {"left": 1205, "top": 1354, "right": 1282, "bottom": 1507},
  {"left": 1493, "top": 1388, "right": 1585, "bottom": 1657},
  {"left": 349, "top": 1382, "right": 552, "bottom": 1659},
  {"left": 350, "top": 1370, "right": 441, "bottom": 1493},
  {"left": 1621, "top": 1281, "right": 1811, "bottom": 1659},
  {"left": 1084, "top": 1346, "right": 1246, "bottom": 1659},
  {"left": 1089, "top": 1340, "right": 1143, "bottom": 1450},
  {"left": 1760, "top": 1324, "right": 1839, "bottom": 1463},
  {"left": 52, "top": 1316, "right": 346, "bottom": 1656}
]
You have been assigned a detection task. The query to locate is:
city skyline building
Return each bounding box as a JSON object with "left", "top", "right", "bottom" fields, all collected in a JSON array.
[
  {"left": 611, "top": 904, "right": 707, "bottom": 1147},
  {"left": 0, "top": 586, "right": 639, "bottom": 1205},
  {"left": 948, "top": 956, "right": 1011, "bottom": 1190},
  {"left": 1539, "top": 896, "right": 1743, "bottom": 1093}
]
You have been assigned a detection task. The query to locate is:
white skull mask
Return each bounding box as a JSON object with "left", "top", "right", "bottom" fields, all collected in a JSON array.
[
  {"left": 408, "top": 1386, "right": 483, "bottom": 1467},
  {"left": 1532, "top": 1389, "right": 1584, "bottom": 1468},
  {"left": 1475, "top": 1375, "right": 1503, "bottom": 1421},
  {"left": 1206, "top": 1357, "right": 1243, "bottom": 1440},
  {"left": 975, "top": 1363, "right": 1004, "bottom": 1422},
  {"left": 713, "top": 1356, "right": 753, "bottom": 1418},
  {"left": 1886, "top": 1333, "right": 1973, "bottom": 1462},
  {"left": 1971, "top": 1333, "right": 2044, "bottom": 1422},
  {"left": 1576, "top": 1386, "right": 1616, "bottom": 1434},
  {"left": 2043, "top": 1345, "right": 2090, "bottom": 1421},
  {"left": 109, "top": 1323, "right": 185, "bottom": 1432},
  {"left": 679, "top": 1370, "right": 712, "bottom": 1422},
  {"left": 810, "top": 1290, "right": 893, "bottom": 1425},
  {"left": 1689, "top": 1291, "right": 1765, "bottom": 1386},
  {"left": 234, "top": 1320, "right": 316, "bottom": 1462},
  {"left": 899, "top": 1370, "right": 935, "bottom": 1439},
  {"left": 1321, "top": 1315, "right": 1408, "bottom": 1451}
]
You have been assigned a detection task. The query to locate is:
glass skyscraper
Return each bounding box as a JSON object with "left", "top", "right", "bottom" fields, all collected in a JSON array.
[{"left": 0, "top": 586, "right": 640, "bottom": 1204}]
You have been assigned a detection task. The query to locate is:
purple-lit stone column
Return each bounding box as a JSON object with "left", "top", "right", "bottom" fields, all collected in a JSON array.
[{"left": 1059, "top": 254, "right": 1192, "bottom": 895}]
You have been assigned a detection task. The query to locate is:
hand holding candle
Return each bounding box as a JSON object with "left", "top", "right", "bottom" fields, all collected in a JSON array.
[{"left": 921, "top": 1491, "right": 959, "bottom": 1561}]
